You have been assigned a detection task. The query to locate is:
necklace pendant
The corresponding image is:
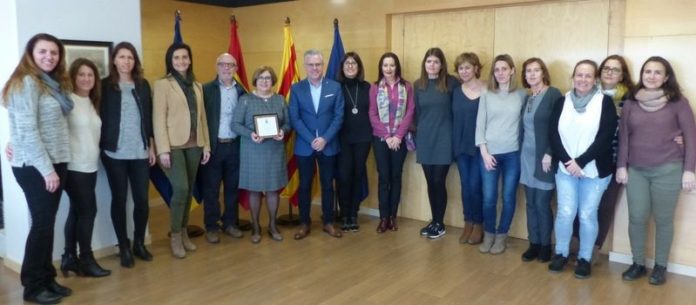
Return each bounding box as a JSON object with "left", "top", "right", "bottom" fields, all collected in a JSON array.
[{"left": 352, "top": 108, "right": 358, "bottom": 115}]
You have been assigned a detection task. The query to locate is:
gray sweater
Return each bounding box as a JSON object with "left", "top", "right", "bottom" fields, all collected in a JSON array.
[
  {"left": 8, "top": 76, "right": 70, "bottom": 176},
  {"left": 475, "top": 88, "right": 526, "bottom": 154}
]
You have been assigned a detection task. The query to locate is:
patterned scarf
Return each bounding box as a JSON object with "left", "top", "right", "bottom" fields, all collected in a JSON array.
[
  {"left": 376, "top": 78, "right": 407, "bottom": 135},
  {"left": 40, "top": 72, "right": 73, "bottom": 115}
]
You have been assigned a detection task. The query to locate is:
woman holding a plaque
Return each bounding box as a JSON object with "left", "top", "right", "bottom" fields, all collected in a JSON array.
[
  {"left": 337, "top": 52, "right": 372, "bottom": 232},
  {"left": 153, "top": 43, "right": 211, "bottom": 258},
  {"left": 232, "top": 66, "right": 291, "bottom": 243},
  {"left": 368, "top": 52, "right": 415, "bottom": 233}
]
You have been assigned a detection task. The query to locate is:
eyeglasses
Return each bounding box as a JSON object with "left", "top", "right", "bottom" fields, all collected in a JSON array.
[
  {"left": 217, "top": 62, "right": 237, "bottom": 68},
  {"left": 344, "top": 61, "right": 358, "bottom": 67},
  {"left": 258, "top": 76, "right": 273, "bottom": 81},
  {"left": 602, "top": 67, "right": 622, "bottom": 75}
]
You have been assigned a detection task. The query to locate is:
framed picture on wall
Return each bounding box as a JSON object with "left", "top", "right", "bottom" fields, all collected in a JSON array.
[{"left": 61, "top": 39, "right": 113, "bottom": 79}]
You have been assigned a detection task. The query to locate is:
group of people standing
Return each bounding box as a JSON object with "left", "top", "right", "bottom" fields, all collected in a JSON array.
[{"left": 3, "top": 32, "right": 695, "bottom": 304}]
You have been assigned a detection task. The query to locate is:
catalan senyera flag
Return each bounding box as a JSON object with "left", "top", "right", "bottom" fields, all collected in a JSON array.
[
  {"left": 278, "top": 21, "right": 301, "bottom": 206},
  {"left": 228, "top": 16, "right": 250, "bottom": 91}
]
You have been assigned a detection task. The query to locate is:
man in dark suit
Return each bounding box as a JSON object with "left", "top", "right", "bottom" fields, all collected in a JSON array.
[
  {"left": 289, "top": 49, "right": 345, "bottom": 240},
  {"left": 200, "top": 53, "right": 246, "bottom": 243}
]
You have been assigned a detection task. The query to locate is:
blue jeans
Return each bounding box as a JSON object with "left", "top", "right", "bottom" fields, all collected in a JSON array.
[
  {"left": 554, "top": 171, "right": 611, "bottom": 260},
  {"left": 456, "top": 153, "right": 483, "bottom": 224},
  {"left": 480, "top": 151, "right": 521, "bottom": 234}
]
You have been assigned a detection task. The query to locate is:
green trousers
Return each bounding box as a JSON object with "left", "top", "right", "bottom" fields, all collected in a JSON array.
[
  {"left": 164, "top": 147, "right": 203, "bottom": 233},
  {"left": 626, "top": 162, "right": 682, "bottom": 266}
]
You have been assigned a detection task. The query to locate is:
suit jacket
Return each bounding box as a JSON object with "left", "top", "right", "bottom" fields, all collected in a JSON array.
[
  {"left": 202, "top": 77, "right": 246, "bottom": 152},
  {"left": 289, "top": 78, "right": 344, "bottom": 156},
  {"left": 153, "top": 75, "right": 210, "bottom": 154}
]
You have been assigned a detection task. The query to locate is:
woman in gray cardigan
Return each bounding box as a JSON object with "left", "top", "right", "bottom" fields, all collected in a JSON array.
[
  {"left": 519, "top": 58, "right": 562, "bottom": 263},
  {"left": 2, "top": 33, "right": 74, "bottom": 304}
]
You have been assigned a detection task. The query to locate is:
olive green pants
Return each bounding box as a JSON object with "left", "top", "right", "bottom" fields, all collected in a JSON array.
[
  {"left": 164, "top": 147, "right": 203, "bottom": 233},
  {"left": 626, "top": 162, "right": 682, "bottom": 266}
]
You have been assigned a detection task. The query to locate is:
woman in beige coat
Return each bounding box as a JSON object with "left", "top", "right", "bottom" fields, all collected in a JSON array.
[{"left": 153, "top": 42, "right": 210, "bottom": 258}]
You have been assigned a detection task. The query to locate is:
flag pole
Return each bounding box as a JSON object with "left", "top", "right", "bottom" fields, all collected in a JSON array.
[{"left": 277, "top": 16, "right": 300, "bottom": 226}]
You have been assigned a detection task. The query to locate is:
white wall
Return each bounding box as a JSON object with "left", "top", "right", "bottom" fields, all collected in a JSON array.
[{"left": 0, "top": 0, "right": 143, "bottom": 271}]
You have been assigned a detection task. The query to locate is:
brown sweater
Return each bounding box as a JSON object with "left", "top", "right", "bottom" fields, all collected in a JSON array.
[{"left": 617, "top": 96, "right": 696, "bottom": 172}]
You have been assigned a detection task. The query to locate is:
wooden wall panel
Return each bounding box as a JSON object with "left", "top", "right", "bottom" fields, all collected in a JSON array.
[
  {"left": 393, "top": 0, "right": 613, "bottom": 239},
  {"left": 625, "top": 0, "right": 696, "bottom": 37},
  {"left": 494, "top": 0, "right": 610, "bottom": 93}
]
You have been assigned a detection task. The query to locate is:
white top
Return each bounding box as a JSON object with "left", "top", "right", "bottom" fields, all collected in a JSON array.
[
  {"left": 68, "top": 93, "right": 102, "bottom": 173},
  {"left": 557, "top": 90, "right": 604, "bottom": 178}
]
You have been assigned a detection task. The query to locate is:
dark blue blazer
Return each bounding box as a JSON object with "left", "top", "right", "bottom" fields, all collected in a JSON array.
[{"left": 289, "top": 78, "right": 344, "bottom": 157}]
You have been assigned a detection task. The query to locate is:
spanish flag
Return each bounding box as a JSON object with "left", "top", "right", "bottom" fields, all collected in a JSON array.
[
  {"left": 228, "top": 16, "right": 250, "bottom": 91},
  {"left": 278, "top": 18, "right": 301, "bottom": 206}
]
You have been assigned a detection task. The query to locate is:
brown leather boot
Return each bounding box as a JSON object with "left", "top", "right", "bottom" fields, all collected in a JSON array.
[
  {"left": 376, "top": 218, "right": 388, "bottom": 233},
  {"left": 170, "top": 232, "right": 186, "bottom": 259},
  {"left": 459, "top": 222, "right": 473, "bottom": 244},
  {"left": 468, "top": 224, "right": 483, "bottom": 245}
]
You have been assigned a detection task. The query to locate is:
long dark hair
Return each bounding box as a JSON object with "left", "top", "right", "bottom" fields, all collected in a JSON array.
[
  {"left": 164, "top": 42, "right": 195, "bottom": 80},
  {"left": 69, "top": 58, "right": 101, "bottom": 111},
  {"left": 599, "top": 54, "right": 634, "bottom": 91},
  {"left": 375, "top": 52, "right": 405, "bottom": 85},
  {"left": 107, "top": 41, "right": 144, "bottom": 90},
  {"left": 337, "top": 51, "right": 365, "bottom": 82},
  {"left": 415, "top": 47, "right": 449, "bottom": 92},
  {"left": 627, "top": 56, "right": 683, "bottom": 102}
]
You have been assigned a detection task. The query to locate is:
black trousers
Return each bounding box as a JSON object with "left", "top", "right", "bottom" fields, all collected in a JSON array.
[
  {"left": 372, "top": 137, "right": 407, "bottom": 218},
  {"left": 337, "top": 141, "right": 371, "bottom": 218},
  {"left": 422, "top": 164, "right": 450, "bottom": 224},
  {"left": 63, "top": 170, "right": 98, "bottom": 255},
  {"left": 101, "top": 154, "right": 150, "bottom": 246},
  {"left": 13, "top": 163, "right": 67, "bottom": 294},
  {"left": 201, "top": 141, "right": 240, "bottom": 231}
]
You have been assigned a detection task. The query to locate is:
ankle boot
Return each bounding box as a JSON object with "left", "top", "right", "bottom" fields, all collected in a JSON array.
[
  {"left": 118, "top": 241, "right": 134, "bottom": 268},
  {"left": 181, "top": 229, "right": 197, "bottom": 251},
  {"left": 376, "top": 218, "right": 389, "bottom": 233},
  {"left": 60, "top": 252, "right": 80, "bottom": 277},
  {"left": 490, "top": 234, "right": 508, "bottom": 255},
  {"left": 170, "top": 232, "right": 186, "bottom": 259},
  {"left": 133, "top": 241, "right": 153, "bottom": 261},
  {"left": 521, "top": 243, "right": 540, "bottom": 261},
  {"left": 468, "top": 224, "right": 483, "bottom": 245},
  {"left": 479, "top": 232, "right": 495, "bottom": 253},
  {"left": 538, "top": 245, "right": 552, "bottom": 262},
  {"left": 389, "top": 215, "right": 399, "bottom": 231},
  {"left": 79, "top": 252, "right": 111, "bottom": 277},
  {"left": 459, "top": 222, "right": 474, "bottom": 244}
]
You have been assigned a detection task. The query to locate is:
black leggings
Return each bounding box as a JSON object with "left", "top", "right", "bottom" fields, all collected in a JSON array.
[
  {"left": 422, "top": 164, "right": 450, "bottom": 224},
  {"left": 101, "top": 155, "right": 150, "bottom": 246},
  {"left": 63, "top": 170, "right": 98, "bottom": 256}
]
